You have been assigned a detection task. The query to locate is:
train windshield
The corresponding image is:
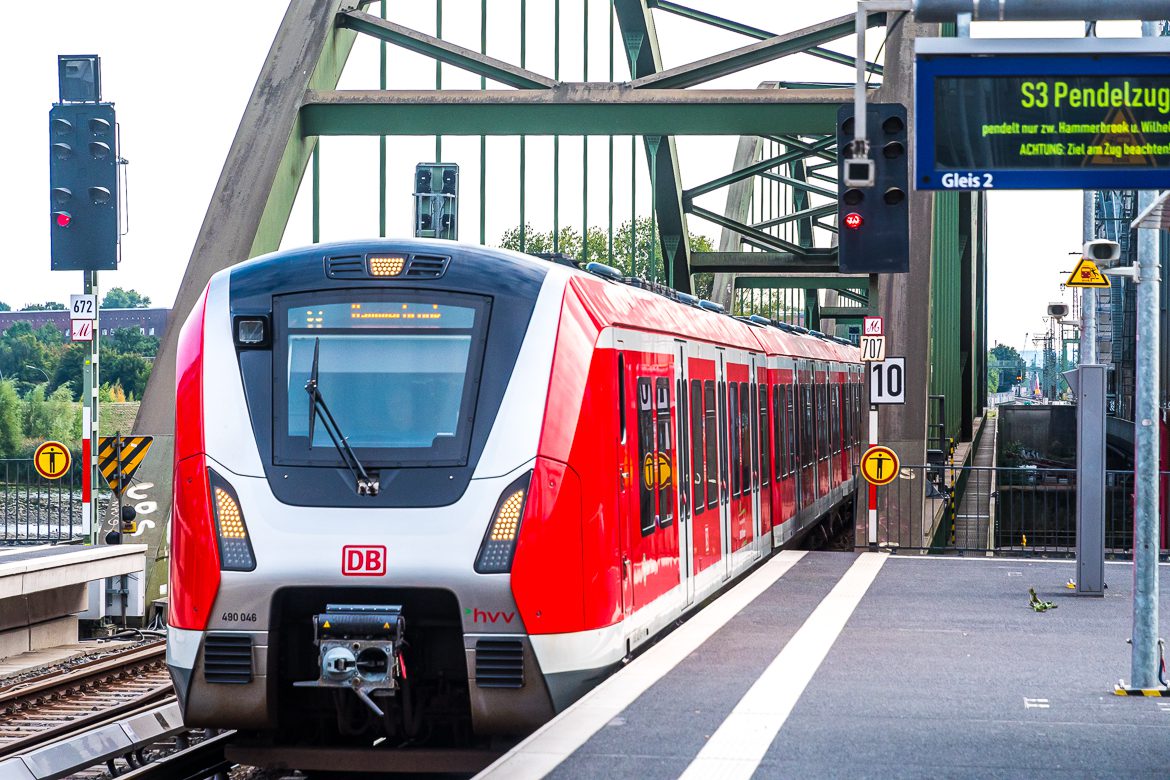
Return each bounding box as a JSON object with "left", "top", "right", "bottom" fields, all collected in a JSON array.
[{"left": 276, "top": 292, "right": 490, "bottom": 468}]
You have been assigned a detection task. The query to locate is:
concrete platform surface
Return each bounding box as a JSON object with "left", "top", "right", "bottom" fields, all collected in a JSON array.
[{"left": 481, "top": 552, "right": 1170, "bottom": 779}]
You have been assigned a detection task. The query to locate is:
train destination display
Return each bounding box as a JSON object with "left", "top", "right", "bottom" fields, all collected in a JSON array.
[{"left": 916, "top": 45, "right": 1170, "bottom": 190}]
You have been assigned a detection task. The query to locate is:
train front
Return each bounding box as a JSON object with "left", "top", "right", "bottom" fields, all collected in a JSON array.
[{"left": 166, "top": 241, "right": 565, "bottom": 753}]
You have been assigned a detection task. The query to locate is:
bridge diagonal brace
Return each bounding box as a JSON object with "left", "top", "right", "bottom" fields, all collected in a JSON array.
[
  {"left": 683, "top": 137, "right": 836, "bottom": 202},
  {"left": 339, "top": 10, "right": 558, "bottom": 90},
  {"left": 646, "top": 0, "right": 884, "bottom": 76},
  {"left": 630, "top": 11, "right": 887, "bottom": 89},
  {"left": 615, "top": 0, "right": 692, "bottom": 293},
  {"left": 689, "top": 204, "right": 811, "bottom": 256}
]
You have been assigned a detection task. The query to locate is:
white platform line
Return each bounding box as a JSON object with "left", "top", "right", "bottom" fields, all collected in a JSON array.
[
  {"left": 475, "top": 550, "right": 808, "bottom": 780},
  {"left": 678, "top": 552, "right": 887, "bottom": 780}
]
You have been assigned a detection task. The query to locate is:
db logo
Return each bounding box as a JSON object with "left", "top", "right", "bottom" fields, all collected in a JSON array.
[{"left": 342, "top": 545, "right": 386, "bottom": 576}]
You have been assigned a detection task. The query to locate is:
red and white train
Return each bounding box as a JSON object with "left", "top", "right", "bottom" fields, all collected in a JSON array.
[{"left": 166, "top": 240, "right": 862, "bottom": 759}]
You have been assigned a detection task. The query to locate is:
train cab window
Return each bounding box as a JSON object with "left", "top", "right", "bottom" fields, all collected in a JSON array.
[
  {"left": 704, "top": 381, "right": 718, "bottom": 509},
  {"left": 729, "top": 383, "right": 741, "bottom": 498},
  {"left": 637, "top": 378, "right": 657, "bottom": 536},
  {"left": 690, "top": 380, "right": 705, "bottom": 516},
  {"left": 741, "top": 382, "right": 753, "bottom": 492},
  {"left": 759, "top": 385, "right": 770, "bottom": 487},
  {"left": 655, "top": 378, "right": 674, "bottom": 529},
  {"left": 278, "top": 292, "right": 488, "bottom": 468}
]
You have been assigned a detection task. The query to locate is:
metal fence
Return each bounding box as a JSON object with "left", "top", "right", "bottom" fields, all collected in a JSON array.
[
  {"left": 857, "top": 464, "right": 1153, "bottom": 559},
  {"left": 0, "top": 458, "right": 85, "bottom": 543}
]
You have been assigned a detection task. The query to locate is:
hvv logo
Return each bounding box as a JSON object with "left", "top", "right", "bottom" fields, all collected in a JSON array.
[
  {"left": 466, "top": 607, "right": 516, "bottom": 624},
  {"left": 342, "top": 545, "right": 386, "bottom": 576}
]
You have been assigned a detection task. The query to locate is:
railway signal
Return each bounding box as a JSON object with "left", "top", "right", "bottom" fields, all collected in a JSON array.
[
  {"left": 837, "top": 103, "right": 909, "bottom": 274},
  {"left": 48, "top": 98, "right": 118, "bottom": 271},
  {"left": 413, "top": 162, "right": 459, "bottom": 240}
]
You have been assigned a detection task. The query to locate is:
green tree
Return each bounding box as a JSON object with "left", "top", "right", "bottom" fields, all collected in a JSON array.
[
  {"left": 20, "top": 302, "right": 66, "bottom": 311},
  {"left": 102, "top": 288, "right": 152, "bottom": 309},
  {"left": 498, "top": 218, "right": 716, "bottom": 295},
  {"left": 990, "top": 343, "right": 1022, "bottom": 363},
  {"left": 51, "top": 344, "right": 89, "bottom": 400},
  {"left": 110, "top": 327, "right": 159, "bottom": 357},
  {"left": 0, "top": 380, "right": 21, "bottom": 457},
  {"left": 101, "top": 350, "right": 152, "bottom": 400},
  {"left": 0, "top": 302, "right": 9, "bottom": 312},
  {"left": 22, "top": 384, "right": 80, "bottom": 444}
]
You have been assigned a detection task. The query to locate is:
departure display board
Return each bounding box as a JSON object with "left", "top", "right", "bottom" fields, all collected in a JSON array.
[{"left": 916, "top": 44, "right": 1170, "bottom": 190}]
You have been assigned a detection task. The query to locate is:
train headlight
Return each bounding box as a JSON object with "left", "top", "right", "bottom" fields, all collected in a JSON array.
[
  {"left": 474, "top": 472, "right": 532, "bottom": 574},
  {"left": 208, "top": 469, "right": 256, "bottom": 572},
  {"left": 368, "top": 255, "right": 406, "bottom": 277}
]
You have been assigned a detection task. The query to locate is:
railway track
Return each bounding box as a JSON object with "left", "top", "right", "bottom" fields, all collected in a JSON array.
[{"left": 0, "top": 641, "right": 171, "bottom": 757}]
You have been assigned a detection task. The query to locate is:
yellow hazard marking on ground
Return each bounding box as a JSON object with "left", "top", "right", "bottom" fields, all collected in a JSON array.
[
  {"left": 860, "top": 445, "right": 899, "bottom": 486},
  {"left": 33, "top": 441, "right": 71, "bottom": 480},
  {"left": 1066, "top": 257, "right": 1110, "bottom": 289},
  {"left": 97, "top": 435, "right": 154, "bottom": 497},
  {"left": 642, "top": 452, "right": 673, "bottom": 491}
]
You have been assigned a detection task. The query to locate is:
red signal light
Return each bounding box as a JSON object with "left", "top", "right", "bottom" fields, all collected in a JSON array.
[
  {"left": 844, "top": 212, "right": 863, "bottom": 230},
  {"left": 54, "top": 212, "right": 72, "bottom": 228}
]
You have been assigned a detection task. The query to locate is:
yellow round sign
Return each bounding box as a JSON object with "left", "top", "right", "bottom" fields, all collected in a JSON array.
[
  {"left": 860, "top": 445, "right": 899, "bottom": 486},
  {"left": 34, "top": 441, "right": 71, "bottom": 480}
]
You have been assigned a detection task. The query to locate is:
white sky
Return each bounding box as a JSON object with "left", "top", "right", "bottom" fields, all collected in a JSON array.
[{"left": 0, "top": 2, "right": 1146, "bottom": 351}]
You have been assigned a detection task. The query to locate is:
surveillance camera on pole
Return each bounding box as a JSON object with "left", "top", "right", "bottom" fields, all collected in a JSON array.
[{"left": 1047, "top": 302, "right": 1069, "bottom": 320}]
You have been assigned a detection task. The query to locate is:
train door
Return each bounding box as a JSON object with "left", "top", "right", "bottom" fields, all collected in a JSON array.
[
  {"left": 676, "top": 343, "right": 695, "bottom": 607},
  {"left": 616, "top": 350, "right": 680, "bottom": 614},
  {"left": 757, "top": 361, "right": 773, "bottom": 540},
  {"left": 687, "top": 356, "right": 722, "bottom": 581},
  {"left": 725, "top": 358, "right": 753, "bottom": 560},
  {"left": 749, "top": 356, "right": 763, "bottom": 557},
  {"left": 797, "top": 360, "right": 817, "bottom": 509},
  {"left": 816, "top": 362, "right": 831, "bottom": 497},
  {"left": 717, "top": 352, "right": 732, "bottom": 580}
]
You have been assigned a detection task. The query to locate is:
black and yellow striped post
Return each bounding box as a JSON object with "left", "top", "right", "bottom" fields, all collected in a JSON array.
[{"left": 98, "top": 434, "right": 154, "bottom": 501}]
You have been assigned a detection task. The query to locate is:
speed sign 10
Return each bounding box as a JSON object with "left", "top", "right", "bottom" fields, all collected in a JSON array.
[{"left": 870, "top": 357, "right": 906, "bottom": 405}]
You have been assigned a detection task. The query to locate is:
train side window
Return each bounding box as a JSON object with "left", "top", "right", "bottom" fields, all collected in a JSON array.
[
  {"left": 637, "top": 377, "right": 656, "bottom": 536},
  {"left": 691, "top": 379, "right": 705, "bottom": 516},
  {"left": 677, "top": 378, "right": 689, "bottom": 521},
  {"left": 741, "top": 382, "right": 753, "bottom": 492},
  {"left": 773, "top": 385, "right": 783, "bottom": 480},
  {"left": 759, "top": 384, "right": 770, "bottom": 487},
  {"left": 656, "top": 378, "right": 674, "bottom": 529},
  {"left": 618, "top": 355, "right": 626, "bottom": 443},
  {"left": 788, "top": 385, "right": 798, "bottom": 474},
  {"left": 831, "top": 385, "right": 841, "bottom": 455},
  {"left": 704, "top": 381, "right": 718, "bottom": 509},
  {"left": 843, "top": 384, "right": 852, "bottom": 457},
  {"left": 717, "top": 382, "right": 729, "bottom": 499},
  {"left": 803, "top": 385, "right": 815, "bottom": 468},
  {"left": 729, "top": 383, "right": 741, "bottom": 498},
  {"left": 817, "top": 384, "right": 829, "bottom": 460}
]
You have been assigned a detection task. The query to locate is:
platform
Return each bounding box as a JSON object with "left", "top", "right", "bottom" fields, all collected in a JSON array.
[
  {"left": 480, "top": 551, "right": 1170, "bottom": 779},
  {"left": 0, "top": 544, "right": 146, "bottom": 661}
]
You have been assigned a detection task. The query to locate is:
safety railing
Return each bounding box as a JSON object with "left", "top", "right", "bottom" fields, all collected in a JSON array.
[
  {"left": 856, "top": 463, "right": 1152, "bottom": 558},
  {"left": 0, "top": 458, "right": 84, "bottom": 544}
]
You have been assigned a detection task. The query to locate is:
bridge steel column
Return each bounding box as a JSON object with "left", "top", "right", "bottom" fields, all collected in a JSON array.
[
  {"left": 871, "top": 15, "right": 939, "bottom": 550},
  {"left": 131, "top": 0, "right": 369, "bottom": 601},
  {"left": 614, "top": 0, "right": 693, "bottom": 293}
]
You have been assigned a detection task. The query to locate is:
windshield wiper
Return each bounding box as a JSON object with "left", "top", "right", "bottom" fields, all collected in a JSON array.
[{"left": 304, "top": 338, "right": 380, "bottom": 496}]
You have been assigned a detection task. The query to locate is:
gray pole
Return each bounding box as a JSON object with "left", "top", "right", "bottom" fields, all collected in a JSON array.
[
  {"left": 1081, "top": 195, "right": 1096, "bottom": 366},
  {"left": 1130, "top": 21, "right": 1162, "bottom": 690}
]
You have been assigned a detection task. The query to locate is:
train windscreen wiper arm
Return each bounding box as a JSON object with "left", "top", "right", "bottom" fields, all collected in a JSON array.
[{"left": 304, "top": 338, "right": 380, "bottom": 496}]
